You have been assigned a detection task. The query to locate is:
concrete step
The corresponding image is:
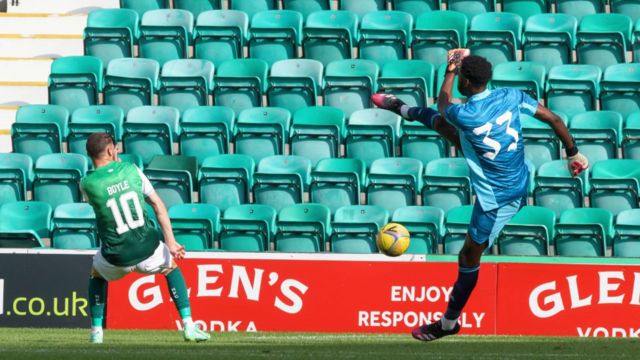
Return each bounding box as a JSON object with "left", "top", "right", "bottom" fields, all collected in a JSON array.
[
  {"left": 0, "top": 83, "right": 48, "bottom": 106},
  {"left": 0, "top": 34, "right": 83, "bottom": 58},
  {"left": 0, "top": 106, "right": 17, "bottom": 153},
  {"left": 8, "top": 0, "right": 118, "bottom": 15},
  {"left": 0, "top": 13, "right": 87, "bottom": 35},
  {"left": 0, "top": 58, "right": 52, "bottom": 83}
]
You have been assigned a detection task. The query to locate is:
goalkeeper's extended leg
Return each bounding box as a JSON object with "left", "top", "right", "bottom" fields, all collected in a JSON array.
[{"left": 164, "top": 266, "right": 210, "bottom": 342}]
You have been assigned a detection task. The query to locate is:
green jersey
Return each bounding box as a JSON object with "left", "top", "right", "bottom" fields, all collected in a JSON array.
[{"left": 81, "top": 161, "right": 159, "bottom": 267}]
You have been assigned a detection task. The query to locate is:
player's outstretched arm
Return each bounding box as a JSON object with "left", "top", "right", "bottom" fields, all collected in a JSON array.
[
  {"left": 146, "top": 192, "right": 186, "bottom": 259},
  {"left": 533, "top": 104, "right": 589, "bottom": 176},
  {"left": 438, "top": 48, "right": 469, "bottom": 115}
]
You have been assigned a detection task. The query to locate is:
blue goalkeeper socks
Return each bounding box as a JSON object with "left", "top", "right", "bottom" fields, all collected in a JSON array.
[{"left": 443, "top": 265, "right": 480, "bottom": 327}]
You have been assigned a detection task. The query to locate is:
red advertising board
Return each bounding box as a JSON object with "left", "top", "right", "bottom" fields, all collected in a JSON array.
[{"left": 106, "top": 253, "right": 497, "bottom": 334}]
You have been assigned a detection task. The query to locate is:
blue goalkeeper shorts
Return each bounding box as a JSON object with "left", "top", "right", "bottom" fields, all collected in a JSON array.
[{"left": 468, "top": 195, "right": 527, "bottom": 247}]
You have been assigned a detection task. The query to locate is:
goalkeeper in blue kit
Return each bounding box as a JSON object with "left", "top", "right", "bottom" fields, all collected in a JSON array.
[{"left": 372, "top": 50, "right": 589, "bottom": 341}]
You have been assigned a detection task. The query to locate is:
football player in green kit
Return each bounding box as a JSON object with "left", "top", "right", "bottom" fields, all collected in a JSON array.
[{"left": 81, "top": 133, "right": 209, "bottom": 344}]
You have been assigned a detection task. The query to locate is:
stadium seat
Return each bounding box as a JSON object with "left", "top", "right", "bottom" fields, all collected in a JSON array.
[
  {"left": 400, "top": 118, "right": 449, "bottom": 167},
  {"left": 275, "top": 203, "right": 332, "bottom": 252},
  {"left": 68, "top": 105, "right": 124, "bottom": 156},
  {"left": 378, "top": 59, "right": 434, "bottom": 107},
  {"left": 33, "top": 154, "right": 88, "bottom": 209},
  {"left": 220, "top": 204, "right": 276, "bottom": 251},
  {"left": 521, "top": 114, "right": 564, "bottom": 169},
  {"left": 345, "top": 108, "right": 401, "bottom": 168},
  {"left": 290, "top": 106, "right": 345, "bottom": 166},
  {"left": 139, "top": 9, "right": 194, "bottom": 66},
  {"left": 11, "top": 105, "right": 69, "bottom": 162},
  {"left": 392, "top": 0, "right": 441, "bottom": 19},
  {"left": 576, "top": 14, "right": 633, "bottom": 71},
  {"left": 253, "top": 155, "right": 311, "bottom": 212},
  {"left": 248, "top": 10, "right": 303, "bottom": 67},
  {"left": 589, "top": 159, "right": 640, "bottom": 216},
  {"left": 0, "top": 201, "right": 51, "bottom": 247},
  {"left": 411, "top": 11, "right": 467, "bottom": 69},
  {"left": 174, "top": 0, "right": 221, "bottom": 18},
  {"left": 339, "top": 0, "right": 386, "bottom": 20},
  {"left": 310, "top": 158, "right": 365, "bottom": 214},
  {"left": 392, "top": 206, "right": 444, "bottom": 254},
  {"left": 613, "top": 0, "right": 640, "bottom": 23},
  {"left": 331, "top": 205, "right": 389, "bottom": 253},
  {"left": 283, "top": 0, "right": 330, "bottom": 20},
  {"left": 193, "top": 10, "right": 249, "bottom": 68},
  {"left": 502, "top": 0, "right": 549, "bottom": 22},
  {"left": 267, "top": 59, "right": 323, "bottom": 114},
  {"left": 533, "top": 160, "right": 588, "bottom": 217},
  {"left": 213, "top": 59, "right": 269, "bottom": 116},
  {"left": 600, "top": 63, "right": 640, "bottom": 120},
  {"left": 159, "top": 59, "right": 215, "bottom": 114},
  {"left": 491, "top": 61, "right": 546, "bottom": 99},
  {"left": 229, "top": 0, "right": 277, "bottom": 19},
  {"left": 145, "top": 155, "right": 196, "bottom": 209},
  {"left": 613, "top": 208, "right": 640, "bottom": 257},
  {"left": 522, "top": 14, "right": 577, "bottom": 72},
  {"left": 422, "top": 158, "right": 472, "bottom": 213},
  {"left": 358, "top": 11, "right": 413, "bottom": 68},
  {"left": 234, "top": 107, "right": 292, "bottom": 164},
  {"left": 302, "top": 10, "right": 358, "bottom": 67},
  {"left": 622, "top": 112, "right": 640, "bottom": 159},
  {"left": 323, "top": 59, "right": 379, "bottom": 118},
  {"left": 467, "top": 12, "right": 523, "bottom": 66},
  {"left": 442, "top": 205, "right": 474, "bottom": 255},
  {"left": 51, "top": 203, "right": 97, "bottom": 249},
  {"left": 119, "top": 154, "right": 143, "bottom": 168},
  {"left": 0, "top": 153, "right": 33, "bottom": 207},
  {"left": 103, "top": 58, "right": 160, "bottom": 115},
  {"left": 569, "top": 110, "right": 622, "bottom": 163},
  {"left": 48, "top": 56, "right": 103, "bottom": 113},
  {"left": 179, "top": 106, "right": 235, "bottom": 165},
  {"left": 168, "top": 203, "right": 220, "bottom": 250},
  {"left": 555, "top": 207, "right": 613, "bottom": 256},
  {"left": 447, "top": 0, "right": 495, "bottom": 21},
  {"left": 122, "top": 106, "right": 180, "bottom": 166},
  {"left": 555, "top": 0, "right": 605, "bottom": 22},
  {"left": 199, "top": 154, "right": 255, "bottom": 211},
  {"left": 545, "top": 64, "right": 601, "bottom": 119},
  {"left": 119, "top": 0, "right": 168, "bottom": 17},
  {"left": 497, "top": 205, "right": 555, "bottom": 255},
  {"left": 83, "top": 8, "right": 139, "bottom": 66},
  {"left": 367, "top": 157, "right": 423, "bottom": 214}
]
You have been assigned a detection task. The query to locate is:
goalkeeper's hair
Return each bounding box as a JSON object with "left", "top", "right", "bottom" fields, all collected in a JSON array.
[
  {"left": 86, "top": 132, "right": 115, "bottom": 159},
  {"left": 460, "top": 55, "right": 493, "bottom": 86}
]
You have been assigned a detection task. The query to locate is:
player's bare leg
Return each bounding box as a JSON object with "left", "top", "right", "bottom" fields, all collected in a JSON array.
[{"left": 88, "top": 268, "right": 106, "bottom": 344}]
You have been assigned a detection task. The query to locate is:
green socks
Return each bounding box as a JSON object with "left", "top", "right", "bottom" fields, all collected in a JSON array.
[
  {"left": 164, "top": 268, "right": 192, "bottom": 322},
  {"left": 88, "top": 276, "right": 107, "bottom": 330}
]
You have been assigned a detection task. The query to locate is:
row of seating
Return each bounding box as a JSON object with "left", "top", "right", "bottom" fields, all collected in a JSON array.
[
  {"left": 86, "top": 8, "right": 640, "bottom": 71},
  {"left": 1, "top": 200, "right": 637, "bottom": 257}
]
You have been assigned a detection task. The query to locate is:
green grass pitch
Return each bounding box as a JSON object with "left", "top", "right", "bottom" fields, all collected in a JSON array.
[{"left": 0, "top": 328, "right": 639, "bottom": 360}]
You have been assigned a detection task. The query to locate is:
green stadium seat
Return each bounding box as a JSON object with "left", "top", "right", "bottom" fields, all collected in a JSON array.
[
  {"left": 448, "top": 0, "right": 495, "bottom": 21},
  {"left": 33, "top": 154, "right": 88, "bottom": 209},
  {"left": 179, "top": 106, "right": 235, "bottom": 165},
  {"left": 491, "top": 61, "right": 546, "bottom": 99},
  {"left": 555, "top": 207, "right": 613, "bottom": 256},
  {"left": 545, "top": 64, "right": 601, "bottom": 119},
  {"left": 339, "top": 0, "right": 386, "bottom": 20},
  {"left": 467, "top": 12, "right": 523, "bottom": 66},
  {"left": 139, "top": 9, "right": 194, "bottom": 66},
  {"left": 503, "top": 0, "right": 549, "bottom": 23},
  {"left": 576, "top": 13, "right": 633, "bottom": 72},
  {"left": 622, "top": 112, "right": 640, "bottom": 159},
  {"left": 411, "top": 11, "right": 467, "bottom": 69},
  {"left": 331, "top": 205, "right": 389, "bottom": 253},
  {"left": 345, "top": 108, "right": 401, "bottom": 168},
  {"left": 392, "top": 206, "right": 444, "bottom": 254},
  {"left": 521, "top": 114, "right": 563, "bottom": 169},
  {"left": 0, "top": 153, "right": 33, "bottom": 207},
  {"left": 253, "top": 155, "right": 311, "bottom": 212},
  {"left": 68, "top": 106, "right": 124, "bottom": 156},
  {"left": 248, "top": 10, "right": 303, "bottom": 67},
  {"left": 310, "top": 158, "right": 365, "bottom": 214},
  {"left": 174, "top": 0, "right": 221, "bottom": 18},
  {"left": 497, "top": 205, "right": 554, "bottom": 255},
  {"left": 378, "top": 59, "right": 434, "bottom": 107},
  {"left": 401, "top": 118, "right": 449, "bottom": 167},
  {"left": 290, "top": 106, "right": 345, "bottom": 166},
  {"left": 199, "top": 154, "right": 255, "bottom": 211},
  {"left": 555, "top": 0, "right": 605, "bottom": 22},
  {"left": 276, "top": 203, "right": 332, "bottom": 252},
  {"left": 213, "top": 58, "right": 269, "bottom": 116},
  {"left": 145, "top": 155, "right": 196, "bottom": 209},
  {"left": 48, "top": 56, "right": 103, "bottom": 113},
  {"left": 367, "top": 157, "right": 423, "bottom": 214},
  {"left": 302, "top": 10, "right": 358, "bottom": 67},
  {"left": 0, "top": 201, "right": 51, "bottom": 248},
  {"left": 120, "top": 0, "right": 168, "bottom": 17},
  {"left": 84, "top": 8, "right": 139, "bottom": 66},
  {"left": 600, "top": 63, "right": 640, "bottom": 120},
  {"left": 533, "top": 159, "right": 588, "bottom": 217},
  {"left": 589, "top": 159, "right": 640, "bottom": 216},
  {"left": 229, "top": 0, "right": 277, "bottom": 19},
  {"left": 11, "top": 105, "right": 69, "bottom": 162},
  {"left": 613, "top": 208, "right": 640, "bottom": 257},
  {"left": 168, "top": 203, "right": 220, "bottom": 250},
  {"left": 443, "top": 205, "right": 474, "bottom": 255},
  {"left": 194, "top": 10, "right": 248, "bottom": 68},
  {"left": 267, "top": 59, "right": 323, "bottom": 114},
  {"left": 104, "top": 58, "right": 160, "bottom": 115},
  {"left": 220, "top": 204, "right": 276, "bottom": 251},
  {"left": 422, "top": 158, "right": 471, "bottom": 213},
  {"left": 358, "top": 11, "right": 413, "bottom": 68},
  {"left": 569, "top": 111, "right": 622, "bottom": 163},
  {"left": 119, "top": 154, "right": 143, "bottom": 168},
  {"left": 523, "top": 14, "right": 577, "bottom": 72},
  {"left": 51, "top": 203, "right": 97, "bottom": 249},
  {"left": 611, "top": 0, "right": 640, "bottom": 23},
  {"left": 123, "top": 106, "right": 180, "bottom": 166},
  {"left": 283, "top": 0, "right": 330, "bottom": 20},
  {"left": 323, "top": 59, "right": 379, "bottom": 118},
  {"left": 392, "top": 0, "right": 441, "bottom": 19},
  {"left": 159, "top": 59, "right": 215, "bottom": 114},
  {"left": 234, "top": 107, "right": 291, "bottom": 164}
]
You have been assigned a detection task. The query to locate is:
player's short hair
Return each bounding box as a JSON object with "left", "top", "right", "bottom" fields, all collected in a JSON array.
[
  {"left": 460, "top": 55, "right": 493, "bottom": 86},
  {"left": 86, "top": 132, "right": 115, "bottom": 159}
]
